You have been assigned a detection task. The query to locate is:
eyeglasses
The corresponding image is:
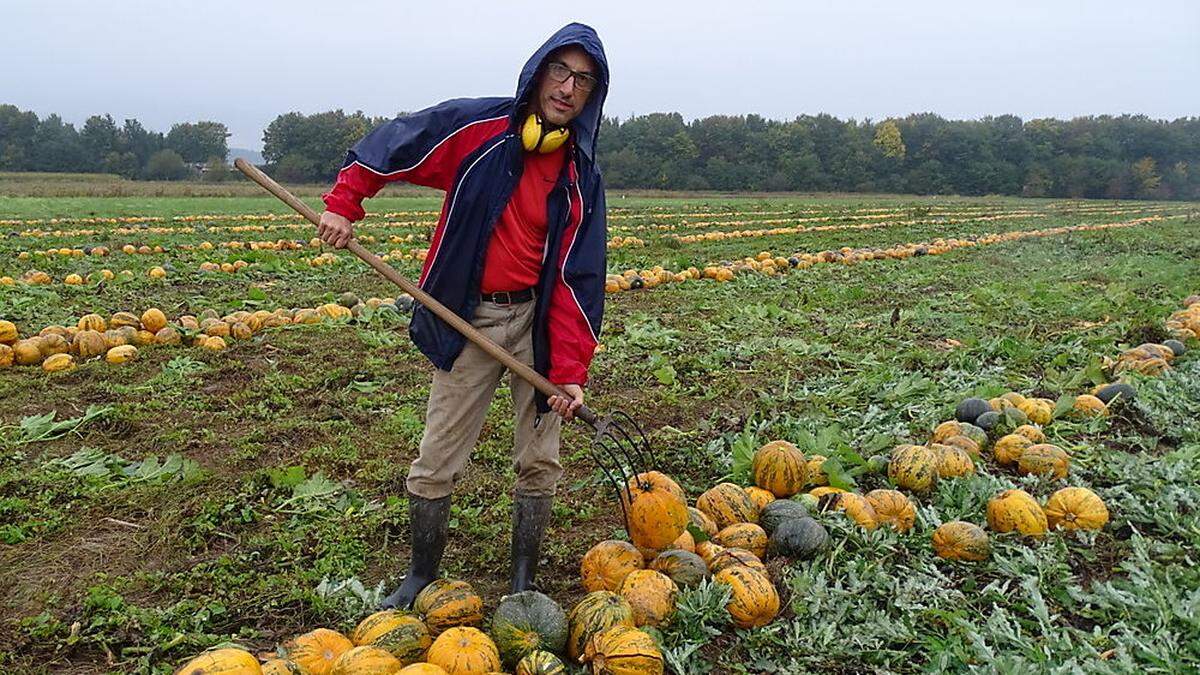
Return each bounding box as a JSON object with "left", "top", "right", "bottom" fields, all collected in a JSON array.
[{"left": 545, "top": 61, "right": 598, "bottom": 93}]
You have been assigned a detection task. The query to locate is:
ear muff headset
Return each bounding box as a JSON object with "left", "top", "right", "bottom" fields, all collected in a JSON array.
[{"left": 521, "top": 113, "right": 569, "bottom": 154}]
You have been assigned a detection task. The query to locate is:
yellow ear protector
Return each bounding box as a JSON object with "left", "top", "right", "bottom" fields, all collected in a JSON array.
[{"left": 521, "top": 113, "right": 569, "bottom": 154}]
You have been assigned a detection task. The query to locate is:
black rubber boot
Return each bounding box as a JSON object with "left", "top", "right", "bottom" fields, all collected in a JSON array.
[
  {"left": 510, "top": 493, "right": 554, "bottom": 593},
  {"left": 380, "top": 493, "right": 451, "bottom": 609}
]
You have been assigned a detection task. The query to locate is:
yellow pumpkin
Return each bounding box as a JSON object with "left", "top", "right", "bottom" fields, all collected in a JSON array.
[
  {"left": 413, "top": 579, "right": 484, "bottom": 635},
  {"left": 1017, "top": 444, "right": 1070, "bottom": 480},
  {"left": 0, "top": 344, "right": 12, "bottom": 368},
  {"left": 696, "top": 483, "right": 758, "bottom": 529},
  {"left": 286, "top": 629, "right": 354, "bottom": 675},
  {"left": 582, "top": 625, "right": 664, "bottom": 674},
  {"left": 581, "top": 540, "right": 644, "bottom": 593},
  {"left": 42, "top": 352, "right": 75, "bottom": 373},
  {"left": 887, "top": 444, "right": 938, "bottom": 493},
  {"left": 809, "top": 486, "right": 846, "bottom": 499},
  {"left": 201, "top": 336, "right": 227, "bottom": 351},
  {"left": 930, "top": 421, "right": 962, "bottom": 443},
  {"left": 618, "top": 569, "right": 678, "bottom": 627},
  {"left": 319, "top": 303, "right": 353, "bottom": 320},
  {"left": 330, "top": 646, "right": 403, "bottom": 675},
  {"left": 707, "top": 547, "right": 767, "bottom": 576},
  {"left": 1013, "top": 425, "right": 1045, "bottom": 444},
  {"left": 940, "top": 435, "right": 980, "bottom": 457},
  {"left": 566, "top": 591, "right": 635, "bottom": 662},
  {"left": 106, "top": 345, "right": 138, "bottom": 364},
  {"left": 38, "top": 333, "right": 70, "bottom": 357},
  {"left": 78, "top": 313, "right": 107, "bottom": 332},
  {"left": 396, "top": 665, "right": 448, "bottom": 675},
  {"left": 175, "top": 647, "right": 263, "bottom": 675},
  {"left": 687, "top": 507, "right": 717, "bottom": 537},
  {"left": 260, "top": 659, "right": 304, "bottom": 675},
  {"left": 154, "top": 327, "right": 182, "bottom": 345},
  {"left": 986, "top": 489, "right": 1047, "bottom": 536},
  {"left": 935, "top": 445, "right": 976, "bottom": 478},
  {"left": 751, "top": 440, "right": 808, "bottom": 497},
  {"left": 743, "top": 486, "right": 776, "bottom": 514},
  {"left": 1043, "top": 487, "right": 1109, "bottom": 531},
  {"left": 931, "top": 521, "right": 991, "bottom": 561},
  {"left": 0, "top": 319, "right": 17, "bottom": 345},
  {"left": 713, "top": 566, "right": 779, "bottom": 629},
  {"left": 1017, "top": 398, "right": 1053, "bottom": 426},
  {"left": 425, "top": 627, "right": 501, "bottom": 675},
  {"left": 864, "top": 489, "right": 915, "bottom": 533},
  {"left": 13, "top": 338, "right": 43, "bottom": 365},
  {"left": 141, "top": 307, "right": 168, "bottom": 333},
  {"left": 350, "top": 610, "right": 431, "bottom": 664},
  {"left": 804, "top": 454, "right": 828, "bottom": 487},
  {"left": 110, "top": 311, "right": 141, "bottom": 329},
  {"left": 1071, "top": 395, "right": 1108, "bottom": 418},
  {"left": 832, "top": 492, "right": 878, "bottom": 530},
  {"left": 713, "top": 523, "right": 768, "bottom": 560},
  {"left": 231, "top": 322, "right": 253, "bottom": 340},
  {"left": 992, "top": 434, "right": 1033, "bottom": 466},
  {"left": 694, "top": 540, "right": 725, "bottom": 567}
]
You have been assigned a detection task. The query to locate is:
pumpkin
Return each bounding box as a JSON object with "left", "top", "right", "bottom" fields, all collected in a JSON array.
[
  {"left": 707, "top": 547, "right": 767, "bottom": 576},
  {"left": 659, "top": 528, "right": 695, "bottom": 556},
  {"left": 285, "top": 628, "right": 354, "bottom": 675},
  {"left": 986, "top": 489, "right": 1048, "bottom": 536},
  {"left": 330, "top": 646, "right": 403, "bottom": 675},
  {"left": 231, "top": 322, "right": 253, "bottom": 340},
  {"left": 200, "top": 336, "right": 227, "bottom": 351},
  {"left": 260, "top": 659, "right": 304, "bottom": 675},
  {"left": 808, "top": 486, "right": 846, "bottom": 499},
  {"left": 887, "top": 444, "right": 938, "bottom": 493},
  {"left": 78, "top": 313, "right": 107, "bottom": 332},
  {"left": 686, "top": 507, "right": 717, "bottom": 537},
  {"left": 955, "top": 398, "right": 992, "bottom": 423},
  {"left": 744, "top": 486, "right": 776, "bottom": 513},
  {"left": 175, "top": 648, "right": 263, "bottom": 675},
  {"left": 931, "top": 421, "right": 962, "bottom": 443},
  {"left": 1043, "top": 487, "right": 1109, "bottom": 531},
  {"left": 414, "top": 579, "right": 484, "bottom": 635},
  {"left": 1071, "top": 395, "right": 1108, "bottom": 418},
  {"left": 132, "top": 329, "right": 156, "bottom": 346},
  {"left": 713, "top": 566, "right": 779, "bottom": 629},
  {"left": 154, "top": 327, "right": 182, "bottom": 345},
  {"left": 1017, "top": 398, "right": 1052, "bottom": 425},
  {"left": 110, "top": 311, "right": 141, "bottom": 329},
  {"left": 713, "top": 523, "right": 768, "bottom": 559},
  {"left": 396, "top": 666, "right": 448, "bottom": 675},
  {"left": 992, "top": 434, "right": 1033, "bottom": 465},
  {"left": 931, "top": 521, "right": 990, "bottom": 561},
  {"left": 831, "top": 492, "right": 877, "bottom": 530},
  {"left": 1000, "top": 392, "right": 1027, "bottom": 407},
  {"left": 179, "top": 315, "right": 201, "bottom": 331},
  {"left": 203, "top": 319, "right": 231, "bottom": 337},
  {"left": 566, "top": 591, "right": 635, "bottom": 661},
  {"left": 935, "top": 445, "right": 976, "bottom": 478},
  {"left": 581, "top": 540, "right": 643, "bottom": 593},
  {"left": 0, "top": 319, "right": 17, "bottom": 345},
  {"left": 864, "top": 490, "right": 916, "bottom": 533},
  {"left": 1017, "top": 444, "right": 1070, "bottom": 480},
  {"left": 318, "top": 302, "right": 353, "bottom": 320},
  {"left": 515, "top": 650, "right": 566, "bottom": 675},
  {"left": 649, "top": 550, "right": 708, "bottom": 588},
  {"left": 1095, "top": 383, "right": 1136, "bottom": 406},
  {"left": 768, "top": 516, "right": 831, "bottom": 562},
  {"left": 142, "top": 308, "right": 168, "bottom": 333},
  {"left": 751, "top": 440, "right": 808, "bottom": 497},
  {"left": 106, "top": 345, "right": 137, "bottom": 364},
  {"left": 803, "top": 454, "right": 829, "bottom": 487},
  {"left": 491, "top": 590, "right": 568, "bottom": 666},
  {"left": 42, "top": 353, "right": 75, "bottom": 372},
  {"left": 426, "top": 627, "right": 501, "bottom": 675},
  {"left": 582, "top": 625, "right": 664, "bottom": 675},
  {"left": 13, "top": 338, "right": 43, "bottom": 365},
  {"left": 38, "top": 333, "right": 70, "bottom": 357},
  {"left": 0, "top": 344, "right": 12, "bottom": 368},
  {"left": 693, "top": 540, "right": 725, "bottom": 567},
  {"left": 758, "top": 499, "right": 810, "bottom": 535},
  {"left": 618, "top": 569, "right": 678, "bottom": 627},
  {"left": 696, "top": 483, "right": 758, "bottom": 529},
  {"left": 622, "top": 474, "right": 688, "bottom": 553},
  {"left": 941, "top": 434, "right": 981, "bottom": 457},
  {"left": 350, "top": 610, "right": 431, "bottom": 664},
  {"left": 620, "top": 471, "right": 685, "bottom": 509}
]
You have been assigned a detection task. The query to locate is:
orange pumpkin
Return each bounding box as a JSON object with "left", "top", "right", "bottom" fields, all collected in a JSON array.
[
  {"left": 707, "top": 547, "right": 766, "bottom": 576},
  {"left": 622, "top": 473, "right": 688, "bottom": 553},
  {"left": 751, "top": 440, "right": 808, "bottom": 497},
  {"left": 582, "top": 625, "right": 664, "bottom": 675},
  {"left": 413, "top": 579, "right": 484, "bottom": 635},
  {"left": 864, "top": 489, "right": 916, "bottom": 533},
  {"left": 566, "top": 591, "right": 635, "bottom": 662},
  {"left": 285, "top": 628, "right": 354, "bottom": 675},
  {"left": 697, "top": 483, "right": 758, "bottom": 529},
  {"left": 713, "top": 523, "right": 768, "bottom": 559},
  {"left": 425, "top": 627, "right": 501, "bottom": 675},
  {"left": 832, "top": 492, "right": 878, "bottom": 530},
  {"left": 744, "top": 486, "right": 776, "bottom": 514},
  {"left": 175, "top": 648, "right": 263, "bottom": 675},
  {"left": 713, "top": 565, "right": 779, "bottom": 629},
  {"left": 580, "top": 540, "right": 644, "bottom": 593},
  {"left": 687, "top": 507, "right": 717, "bottom": 537},
  {"left": 992, "top": 434, "right": 1032, "bottom": 466},
  {"left": 935, "top": 445, "right": 976, "bottom": 478},
  {"left": 618, "top": 569, "right": 678, "bottom": 627},
  {"left": 330, "top": 646, "right": 403, "bottom": 675},
  {"left": 1043, "top": 487, "right": 1109, "bottom": 531},
  {"left": 1017, "top": 444, "right": 1070, "bottom": 480},
  {"left": 987, "top": 489, "right": 1047, "bottom": 536},
  {"left": 931, "top": 521, "right": 990, "bottom": 561}
]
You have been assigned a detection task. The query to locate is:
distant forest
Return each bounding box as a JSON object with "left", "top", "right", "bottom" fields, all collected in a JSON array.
[{"left": 2, "top": 103, "right": 1198, "bottom": 200}]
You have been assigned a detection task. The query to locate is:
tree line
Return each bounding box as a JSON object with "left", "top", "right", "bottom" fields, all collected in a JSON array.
[{"left": 2, "top": 102, "right": 1198, "bottom": 199}]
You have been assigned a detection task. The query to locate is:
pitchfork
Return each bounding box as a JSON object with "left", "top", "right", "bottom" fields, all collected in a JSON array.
[{"left": 234, "top": 159, "right": 656, "bottom": 519}]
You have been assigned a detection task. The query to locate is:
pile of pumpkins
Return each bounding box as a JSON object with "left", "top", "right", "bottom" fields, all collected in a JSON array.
[
  {"left": 0, "top": 293, "right": 414, "bottom": 372},
  {"left": 1, "top": 266, "right": 168, "bottom": 286},
  {"left": 1165, "top": 294, "right": 1200, "bottom": 342}
]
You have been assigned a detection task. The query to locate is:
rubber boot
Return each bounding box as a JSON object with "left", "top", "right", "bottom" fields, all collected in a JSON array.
[
  {"left": 380, "top": 493, "right": 451, "bottom": 609},
  {"left": 510, "top": 493, "right": 554, "bottom": 593}
]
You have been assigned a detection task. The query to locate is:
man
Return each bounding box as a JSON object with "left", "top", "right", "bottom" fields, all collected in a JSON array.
[{"left": 317, "top": 23, "right": 608, "bottom": 608}]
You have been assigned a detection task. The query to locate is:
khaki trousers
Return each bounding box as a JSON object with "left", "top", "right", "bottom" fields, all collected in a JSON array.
[{"left": 406, "top": 299, "right": 564, "bottom": 499}]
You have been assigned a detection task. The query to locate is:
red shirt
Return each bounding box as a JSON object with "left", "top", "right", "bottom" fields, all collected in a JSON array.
[{"left": 479, "top": 145, "right": 566, "bottom": 294}]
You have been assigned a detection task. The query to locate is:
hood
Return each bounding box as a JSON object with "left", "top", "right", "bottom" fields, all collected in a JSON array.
[{"left": 514, "top": 22, "right": 609, "bottom": 161}]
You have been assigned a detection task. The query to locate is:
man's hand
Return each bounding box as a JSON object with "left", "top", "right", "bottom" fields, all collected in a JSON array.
[
  {"left": 549, "top": 384, "right": 584, "bottom": 421},
  {"left": 318, "top": 210, "right": 354, "bottom": 248}
]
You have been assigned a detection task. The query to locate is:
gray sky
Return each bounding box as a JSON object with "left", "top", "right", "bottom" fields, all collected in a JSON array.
[{"left": 3, "top": 0, "right": 1197, "bottom": 149}]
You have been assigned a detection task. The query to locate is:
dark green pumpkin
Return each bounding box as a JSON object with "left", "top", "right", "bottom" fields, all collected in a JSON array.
[
  {"left": 515, "top": 649, "right": 566, "bottom": 675},
  {"left": 649, "top": 550, "right": 708, "bottom": 588},
  {"left": 768, "top": 517, "right": 830, "bottom": 559},
  {"left": 1096, "top": 382, "right": 1136, "bottom": 405},
  {"left": 490, "top": 590, "right": 567, "bottom": 666},
  {"left": 955, "top": 398, "right": 991, "bottom": 424},
  {"left": 1164, "top": 339, "right": 1186, "bottom": 357},
  {"left": 758, "top": 500, "right": 810, "bottom": 535}
]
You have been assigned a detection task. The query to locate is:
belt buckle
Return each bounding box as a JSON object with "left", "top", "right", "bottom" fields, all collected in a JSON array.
[{"left": 492, "top": 291, "right": 511, "bottom": 306}]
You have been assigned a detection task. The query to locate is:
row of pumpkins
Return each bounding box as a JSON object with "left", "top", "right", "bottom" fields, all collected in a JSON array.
[
  {"left": 0, "top": 293, "right": 413, "bottom": 372},
  {"left": 600, "top": 215, "right": 1165, "bottom": 294},
  {"left": 2, "top": 266, "right": 169, "bottom": 286}
]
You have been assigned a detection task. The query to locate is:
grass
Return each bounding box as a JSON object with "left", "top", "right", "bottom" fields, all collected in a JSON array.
[{"left": 0, "top": 192, "right": 1198, "bottom": 673}]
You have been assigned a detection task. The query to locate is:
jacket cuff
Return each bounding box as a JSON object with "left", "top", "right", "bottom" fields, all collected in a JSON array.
[
  {"left": 322, "top": 187, "right": 366, "bottom": 223},
  {"left": 549, "top": 361, "right": 588, "bottom": 387}
]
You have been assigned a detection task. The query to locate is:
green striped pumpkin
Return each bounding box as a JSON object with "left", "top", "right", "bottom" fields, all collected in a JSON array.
[
  {"left": 751, "top": 440, "right": 808, "bottom": 497},
  {"left": 490, "top": 591, "right": 568, "bottom": 667},
  {"left": 515, "top": 649, "right": 567, "bottom": 675},
  {"left": 566, "top": 591, "right": 635, "bottom": 661},
  {"left": 349, "top": 610, "right": 431, "bottom": 664},
  {"left": 413, "top": 578, "right": 483, "bottom": 636},
  {"left": 696, "top": 483, "right": 758, "bottom": 529}
]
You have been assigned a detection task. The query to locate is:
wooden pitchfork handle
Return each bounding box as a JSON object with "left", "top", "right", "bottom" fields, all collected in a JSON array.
[{"left": 234, "top": 158, "right": 598, "bottom": 427}]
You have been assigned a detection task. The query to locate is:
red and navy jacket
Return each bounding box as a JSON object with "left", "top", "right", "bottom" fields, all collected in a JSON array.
[{"left": 323, "top": 23, "right": 608, "bottom": 408}]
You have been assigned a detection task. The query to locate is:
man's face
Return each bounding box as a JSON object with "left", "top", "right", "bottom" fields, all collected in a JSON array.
[{"left": 534, "top": 46, "right": 598, "bottom": 127}]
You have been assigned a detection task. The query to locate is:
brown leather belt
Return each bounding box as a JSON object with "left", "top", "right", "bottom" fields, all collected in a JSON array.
[{"left": 480, "top": 288, "right": 536, "bottom": 305}]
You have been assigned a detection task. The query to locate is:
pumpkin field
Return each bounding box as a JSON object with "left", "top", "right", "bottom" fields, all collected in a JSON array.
[{"left": 3, "top": 190, "right": 1200, "bottom": 674}]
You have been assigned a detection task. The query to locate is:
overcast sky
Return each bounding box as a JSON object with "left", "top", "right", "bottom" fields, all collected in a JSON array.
[{"left": 3, "top": 0, "right": 1197, "bottom": 149}]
